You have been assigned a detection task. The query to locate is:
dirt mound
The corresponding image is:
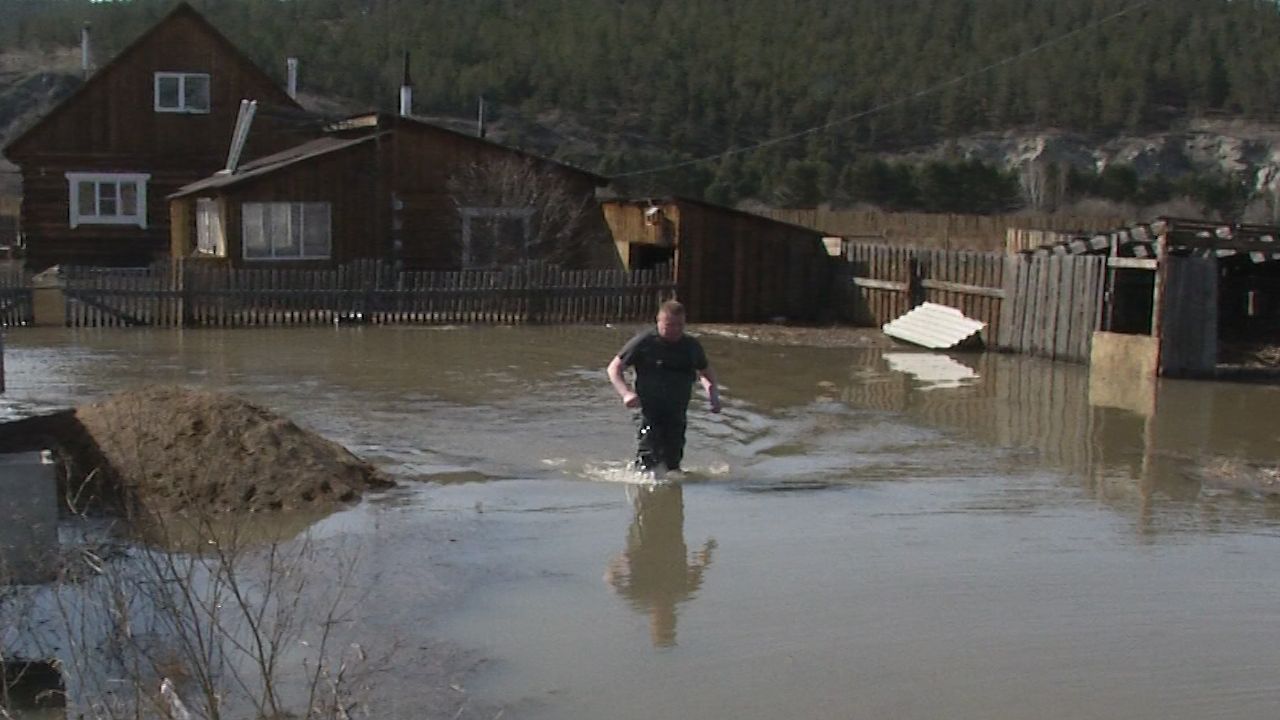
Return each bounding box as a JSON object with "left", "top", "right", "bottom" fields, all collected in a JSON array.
[{"left": 0, "top": 386, "right": 392, "bottom": 514}]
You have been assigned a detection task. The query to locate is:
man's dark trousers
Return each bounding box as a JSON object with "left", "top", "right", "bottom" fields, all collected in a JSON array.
[{"left": 635, "top": 400, "right": 688, "bottom": 471}]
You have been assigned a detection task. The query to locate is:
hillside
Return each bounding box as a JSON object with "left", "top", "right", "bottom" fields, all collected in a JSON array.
[
  {"left": 4, "top": 0, "right": 1280, "bottom": 219},
  {"left": 0, "top": 47, "right": 79, "bottom": 195}
]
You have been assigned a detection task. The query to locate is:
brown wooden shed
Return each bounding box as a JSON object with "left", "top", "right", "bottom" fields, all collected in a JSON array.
[
  {"left": 1, "top": 2, "right": 303, "bottom": 270},
  {"left": 601, "top": 197, "right": 836, "bottom": 323},
  {"left": 169, "top": 113, "right": 615, "bottom": 270}
]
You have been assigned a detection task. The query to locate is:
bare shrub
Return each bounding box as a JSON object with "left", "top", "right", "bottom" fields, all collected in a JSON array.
[
  {"left": 33, "top": 509, "right": 374, "bottom": 720},
  {"left": 446, "top": 156, "right": 600, "bottom": 267},
  {"left": 2, "top": 397, "right": 387, "bottom": 720}
]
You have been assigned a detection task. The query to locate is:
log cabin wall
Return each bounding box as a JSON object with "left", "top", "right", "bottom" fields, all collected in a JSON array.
[
  {"left": 384, "top": 118, "right": 612, "bottom": 270},
  {"left": 171, "top": 116, "right": 613, "bottom": 271},
  {"left": 3, "top": 3, "right": 302, "bottom": 269},
  {"left": 225, "top": 146, "right": 377, "bottom": 268}
]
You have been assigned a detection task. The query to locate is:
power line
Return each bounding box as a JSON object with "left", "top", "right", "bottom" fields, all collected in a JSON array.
[{"left": 614, "top": 0, "right": 1157, "bottom": 179}]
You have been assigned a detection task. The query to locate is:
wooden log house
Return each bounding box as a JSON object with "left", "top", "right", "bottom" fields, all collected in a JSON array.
[
  {"left": 2, "top": 2, "right": 304, "bottom": 270},
  {"left": 167, "top": 113, "right": 616, "bottom": 271}
]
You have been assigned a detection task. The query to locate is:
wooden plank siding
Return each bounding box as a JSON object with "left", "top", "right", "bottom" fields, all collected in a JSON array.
[
  {"left": 3, "top": 3, "right": 305, "bottom": 270},
  {"left": 603, "top": 199, "right": 834, "bottom": 324}
]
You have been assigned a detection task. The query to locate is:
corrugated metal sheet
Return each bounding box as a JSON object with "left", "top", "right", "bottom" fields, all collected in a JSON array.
[{"left": 882, "top": 302, "right": 985, "bottom": 349}]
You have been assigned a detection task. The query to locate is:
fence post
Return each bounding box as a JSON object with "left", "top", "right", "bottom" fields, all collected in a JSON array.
[{"left": 908, "top": 254, "right": 926, "bottom": 308}]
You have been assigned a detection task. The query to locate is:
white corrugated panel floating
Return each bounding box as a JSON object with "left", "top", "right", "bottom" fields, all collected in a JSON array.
[{"left": 882, "top": 302, "right": 986, "bottom": 350}]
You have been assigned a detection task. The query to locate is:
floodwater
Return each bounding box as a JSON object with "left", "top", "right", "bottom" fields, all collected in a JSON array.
[{"left": 2, "top": 326, "right": 1279, "bottom": 720}]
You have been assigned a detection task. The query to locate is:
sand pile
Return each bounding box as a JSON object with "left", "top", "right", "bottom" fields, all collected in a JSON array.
[{"left": 0, "top": 386, "right": 392, "bottom": 514}]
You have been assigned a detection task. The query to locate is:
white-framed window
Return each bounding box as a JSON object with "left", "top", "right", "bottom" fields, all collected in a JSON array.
[
  {"left": 195, "top": 198, "right": 225, "bottom": 256},
  {"left": 65, "top": 172, "right": 150, "bottom": 229},
  {"left": 460, "top": 207, "right": 535, "bottom": 268},
  {"left": 241, "top": 202, "right": 331, "bottom": 260},
  {"left": 154, "top": 72, "right": 211, "bottom": 113}
]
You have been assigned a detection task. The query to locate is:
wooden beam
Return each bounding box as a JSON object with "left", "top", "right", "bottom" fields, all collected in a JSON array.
[
  {"left": 851, "top": 277, "right": 908, "bottom": 292},
  {"left": 1167, "top": 236, "right": 1280, "bottom": 252},
  {"left": 1107, "top": 257, "right": 1158, "bottom": 270},
  {"left": 919, "top": 278, "right": 1006, "bottom": 298}
]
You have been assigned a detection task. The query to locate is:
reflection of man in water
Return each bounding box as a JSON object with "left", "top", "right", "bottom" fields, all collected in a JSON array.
[
  {"left": 604, "top": 483, "right": 716, "bottom": 647},
  {"left": 607, "top": 300, "right": 721, "bottom": 473}
]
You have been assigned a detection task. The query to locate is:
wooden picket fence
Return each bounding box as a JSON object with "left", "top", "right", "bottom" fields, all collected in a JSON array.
[
  {"left": 62, "top": 261, "right": 675, "bottom": 328},
  {"left": 844, "top": 243, "right": 1105, "bottom": 363},
  {"left": 0, "top": 264, "right": 33, "bottom": 327}
]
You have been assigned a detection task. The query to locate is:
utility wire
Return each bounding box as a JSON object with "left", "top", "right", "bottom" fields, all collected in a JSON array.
[{"left": 614, "top": 0, "right": 1157, "bottom": 178}]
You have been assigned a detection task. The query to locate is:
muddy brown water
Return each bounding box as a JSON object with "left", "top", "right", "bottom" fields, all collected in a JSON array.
[{"left": 2, "top": 326, "right": 1279, "bottom": 720}]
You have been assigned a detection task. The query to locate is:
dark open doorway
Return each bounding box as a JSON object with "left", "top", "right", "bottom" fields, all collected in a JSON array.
[{"left": 629, "top": 243, "right": 674, "bottom": 271}]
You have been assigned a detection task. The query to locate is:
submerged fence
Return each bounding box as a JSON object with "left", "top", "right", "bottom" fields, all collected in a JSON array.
[
  {"left": 62, "top": 261, "right": 675, "bottom": 328},
  {"left": 844, "top": 243, "right": 1105, "bottom": 363},
  {"left": 0, "top": 264, "right": 32, "bottom": 327}
]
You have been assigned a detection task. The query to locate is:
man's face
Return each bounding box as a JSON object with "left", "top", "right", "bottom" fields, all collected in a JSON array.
[{"left": 656, "top": 311, "right": 684, "bottom": 342}]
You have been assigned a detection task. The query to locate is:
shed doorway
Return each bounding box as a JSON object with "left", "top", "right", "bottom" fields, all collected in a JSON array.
[{"left": 629, "top": 243, "right": 674, "bottom": 271}]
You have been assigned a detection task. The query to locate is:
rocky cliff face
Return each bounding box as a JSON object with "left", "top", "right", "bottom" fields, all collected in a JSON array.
[{"left": 907, "top": 119, "right": 1280, "bottom": 195}]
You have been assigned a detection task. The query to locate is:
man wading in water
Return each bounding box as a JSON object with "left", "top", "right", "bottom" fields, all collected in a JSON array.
[{"left": 607, "top": 301, "right": 721, "bottom": 473}]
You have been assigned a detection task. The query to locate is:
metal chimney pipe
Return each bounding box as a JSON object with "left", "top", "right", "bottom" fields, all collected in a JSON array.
[
  {"left": 286, "top": 57, "right": 299, "bottom": 99},
  {"left": 80, "top": 23, "right": 92, "bottom": 77},
  {"left": 398, "top": 51, "right": 412, "bottom": 116}
]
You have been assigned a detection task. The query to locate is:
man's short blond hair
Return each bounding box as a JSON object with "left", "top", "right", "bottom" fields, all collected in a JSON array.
[{"left": 658, "top": 300, "right": 686, "bottom": 318}]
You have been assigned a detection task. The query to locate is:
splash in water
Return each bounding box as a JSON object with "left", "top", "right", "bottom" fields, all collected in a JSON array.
[{"left": 575, "top": 459, "right": 731, "bottom": 485}]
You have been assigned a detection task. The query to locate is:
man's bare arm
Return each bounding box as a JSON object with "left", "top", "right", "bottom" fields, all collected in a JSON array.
[
  {"left": 607, "top": 356, "right": 641, "bottom": 408},
  {"left": 698, "top": 367, "right": 721, "bottom": 413}
]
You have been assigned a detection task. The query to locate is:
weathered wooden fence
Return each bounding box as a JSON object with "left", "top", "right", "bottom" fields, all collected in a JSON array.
[
  {"left": 845, "top": 243, "right": 1105, "bottom": 363},
  {"left": 997, "top": 254, "right": 1106, "bottom": 363},
  {"left": 846, "top": 243, "right": 1007, "bottom": 338},
  {"left": 62, "top": 261, "right": 675, "bottom": 328},
  {"left": 0, "top": 264, "right": 33, "bottom": 327}
]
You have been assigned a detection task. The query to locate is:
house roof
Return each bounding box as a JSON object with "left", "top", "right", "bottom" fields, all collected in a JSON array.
[
  {"left": 169, "top": 134, "right": 381, "bottom": 198},
  {"left": 3, "top": 1, "right": 300, "bottom": 159},
  {"left": 171, "top": 110, "right": 613, "bottom": 199},
  {"left": 334, "top": 112, "right": 610, "bottom": 185}
]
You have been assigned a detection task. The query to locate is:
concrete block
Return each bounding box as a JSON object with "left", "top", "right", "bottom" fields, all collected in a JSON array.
[
  {"left": 0, "top": 450, "right": 58, "bottom": 585},
  {"left": 1088, "top": 331, "right": 1158, "bottom": 416}
]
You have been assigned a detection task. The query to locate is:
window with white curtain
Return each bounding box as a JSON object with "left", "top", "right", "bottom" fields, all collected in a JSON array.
[
  {"left": 241, "top": 202, "right": 331, "bottom": 260},
  {"left": 195, "top": 198, "right": 225, "bottom": 256}
]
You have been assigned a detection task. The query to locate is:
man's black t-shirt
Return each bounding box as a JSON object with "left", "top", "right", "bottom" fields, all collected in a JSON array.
[{"left": 617, "top": 329, "right": 708, "bottom": 408}]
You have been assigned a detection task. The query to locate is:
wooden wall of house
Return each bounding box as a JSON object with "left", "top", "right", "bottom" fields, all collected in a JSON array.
[
  {"left": 386, "top": 121, "right": 612, "bottom": 270},
  {"left": 676, "top": 201, "right": 832, "bottom": 323},
  {"left": 18, "top": 165, "right": 205, "bottom": 267},
  {"left": 5, "top": 6, "right": 301, "bottom": 269},
  {"left": 181, "top": 144, "right": 380, "bottom": 268},
  {"left": 601, "top": 202, "right": 680, "bottom": 269}
]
